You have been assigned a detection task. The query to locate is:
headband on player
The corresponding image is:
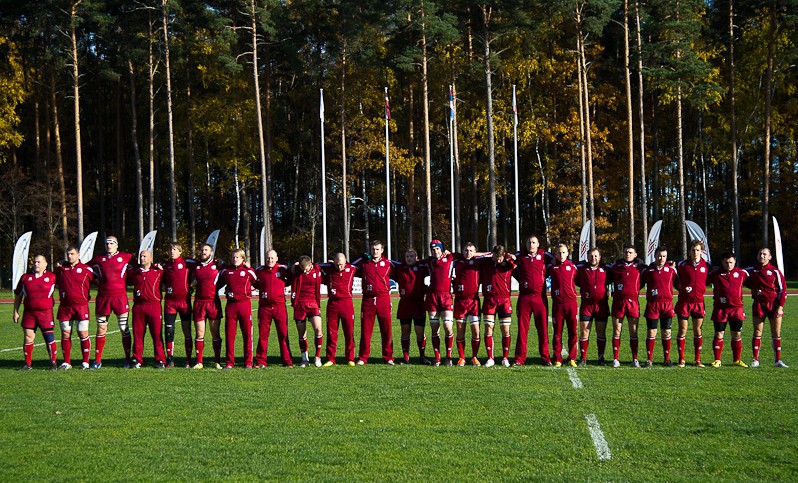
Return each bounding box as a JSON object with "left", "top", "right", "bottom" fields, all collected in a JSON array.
[{"left": 105, "top": 239, "right": 118, "bottom": 245}]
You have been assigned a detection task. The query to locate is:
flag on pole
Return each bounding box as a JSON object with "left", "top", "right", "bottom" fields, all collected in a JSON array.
[
  {"left": 385, "top": 90, "right": 391, "bottom": 121},
  {"left": 320, "top": 88, "right": 325, "bottom": 122},
  {"left": 449, "top": 86, "right": 455, "bottom": 120},
  {"left": 512, "top": 88, "right": 518, "bottom": 127}
]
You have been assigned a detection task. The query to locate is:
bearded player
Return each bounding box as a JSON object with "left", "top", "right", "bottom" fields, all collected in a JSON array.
[
  {"left": 513, "top": 235, "right": 554, "bottom": 366},
  {"left": 54, "top": 245, "right": 95, "bottom": 370},
  {"left": 575, "top": 248, "right": 610, "bottom": 366},
  {"left": 254, "top": 249, "right": 293, "bottom": 368},
  {"left": 320, "top": 253, "right": 357, "bottom": 366},
  {"left": 746, "top": 248, "right": 788, "bottom": 368},
  {"left": 548, "top": 244, "right": 579, "bottom": 368},
  {"left": 610, "top": 245, "right": 647, "bottom": 368},
  {"left": 89, "top": 236, "right": 134, "bottom": 369},
  {"left": 675, "top": 240, "right": 710, "bottom": 367},
  {"left": 13, "top": 255, "right": 58, "bottom": 370},
  {"left": 707, "top": 252, "right": 749, "bottom": 367},
  {"left": 188, "top": 243, "right": 223, "bottom": 369},
  {"left": 353, "top": 240, "right": 395, "bottom": 365},
  {"left": 452, "top": 243, "right": 487, "bottom": 366},
  {"left": 161, "top": 243, "right": 194, "bottom": 368}
]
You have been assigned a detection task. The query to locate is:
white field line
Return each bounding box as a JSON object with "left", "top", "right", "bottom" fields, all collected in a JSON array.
[
  {"left": 566, "top": 367, "right": 583, "bottom": 389},
  {"left": 585, "top": 413, "right": 612, "bottom": 461},
  {"left": 0, "top": 330, "right": 121, "bottom": 353}
]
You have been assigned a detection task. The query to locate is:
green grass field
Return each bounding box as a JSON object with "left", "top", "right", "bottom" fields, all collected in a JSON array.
[{"left": 1, "top": 293, "right": 797, "bottom": 481}]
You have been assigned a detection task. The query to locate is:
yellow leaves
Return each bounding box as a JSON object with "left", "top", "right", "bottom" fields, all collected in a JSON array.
[{"left": 0, "top": 37, "right": 27, "bottom": 163}]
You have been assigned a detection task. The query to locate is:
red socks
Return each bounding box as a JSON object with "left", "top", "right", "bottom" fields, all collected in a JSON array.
[
  {"left": 471, "top": 338, "right": 480, "bottom": 359},
  {"left": 62, "top": 338, "right": 72, "bottom": 364},
  {"left": 432, "top": 335, "right": 441, "bottom": 361},
  {"left": 81, "top": 337, "right": 91, "bottom": 364},
  {"left": 95, "top": 334, "right": 106, "bottom": 363},
  {"left": 772, "top": 337, "right": 782, "bottom": 362},
  {"left": 646, "top": 337, "right": 656, "bottom": 362},
  {"left": 713, "top": 337, "right": 724, "bottom": 361},
  {"left": 401, "top": 338, "right": 410, "bottom": 359},
  {"left": 195, "top": 338, "right": 205, "bottom": 364},
  {"left": 23, "top": 342, "right": 33, "bottom": 366},
  {"left": 694, "top": 335, "right": 702, "bottom": 362},
  {"left": 630, "top": 337, "right": 639, "bottom": 360},
  {"left": 731, "top": 338, "right": 742, "bottom": 362},
  {"left": 677, "top": 337, "right": 686, "bottom": 362},
  {"left": 456, "top": 338, "right": 465, "bottom": 359},
  {"left": 662, "top": 337, "right": 672, "bottom": 362},
  {"left": 502, "top": 335, "right": 510, "bottom": 360},
  {"left": 485, "top": 335, "right": 494, "bottom": 360},
  {"left": 612, "top": 337, "right": 620, "bottom": 360},
  {"left": 579, "top": 338, "right": 589, "bottom": 361},
  {"left": 315, "top": 335, "right": 323, "bottom": 358}
]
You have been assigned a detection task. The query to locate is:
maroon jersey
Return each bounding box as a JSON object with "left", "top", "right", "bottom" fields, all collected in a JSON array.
[
  {"left": 15, "top": 270, "right": 56, "bottom": 311},
  {"left": 576, "top": 263, "right": 609, "bottom": 303},
  {"left": 746, "top": 262, "right": 787, "bottom": 306},
  {"left": 426, "top": 255, "right": 455, "bottom": 293},
  {"left": 55, "top": 263, "right": 94, "bottom": 305},
  {"left": 479, "top": 257, "right": 516, "bottom": 298},
  {"left": 162, "top": 257, "right": 191, "bottom": 301},
  {"left": 547, "top": 260, "right": 578, "bottom": 304},
  {"left": 676, "top": 259, "right": 709, "bottom": 304},
  {"left": 291, "top": 265, "right": 322, "bottom": 306},
  {"left": 708, "top": 267, "right": 748, "bottom": 308},
  {"left": 255, "top": 264, "right": 290, "bottom": 306},
  {"left": 453, "top": 257, "right": 483, "bottom": 297},
  {"left": 513, "top": 250, "right": 553, "bottom": 295},
  {"left": 353, "top": 257, "right": 393, "bottom": 297},
  {"left": 610, "top": 260, "right": 646, "bottom": 299},
  {"left": 218, "top": 265, "right": 257, "bottom": 301},
  {"left": 392, "top": 262, "right": 428, "bottom": 301},
  {"left": 320, "top": 263, "right": 356, "bottom": 300},
  {"left": 641, "top": 263, "right": 677, "bottom": 302},
  {"left": 90, "top": 251, "right": 134, "bottom": 296},
  {"left": 126, "top": 266, "right": 163, "bottom": 303},
  {"left": 189, "top": 259, "right": 221, "bottom": 302}
]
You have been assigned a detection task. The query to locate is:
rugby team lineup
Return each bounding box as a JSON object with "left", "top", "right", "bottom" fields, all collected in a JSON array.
[{"left": 9, "top": 217, "right": 788, "bottom": 372}]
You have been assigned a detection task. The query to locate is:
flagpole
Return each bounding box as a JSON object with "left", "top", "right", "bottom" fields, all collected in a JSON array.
[
  {"left": 384, "top": 87, "right": 391, "bottom": 260},
  {"left": 449, "top": 85, "right": 456, "bottom": 253},
  {"left": 513, "top": 84, "right": 520, "bottom": 251},
  {"left": 320, "top": 88, "right": 328, "bottom": 261}
]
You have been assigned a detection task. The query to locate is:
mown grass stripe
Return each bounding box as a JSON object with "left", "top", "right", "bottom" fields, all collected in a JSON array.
[{"left": 567, "top": 367, "right": 583, "bottom": 389}]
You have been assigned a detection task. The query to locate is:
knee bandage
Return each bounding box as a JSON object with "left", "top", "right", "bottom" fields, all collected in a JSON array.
[
  {"left": 468, "top": 315, "right": 480, "bottom": 325},
  {"left": 499, "top": 317, "right": 512, "bottom": 326},
  {"left": 43, "top": 331, "right": 55, "bottom": 344},
  {"left": 60, "top": 320, "right": 72, "bottom": 332},
  {"left": 78, "top": 320, "right": 89, "bottom": 332},
  {"left": 97, "top": 316, "right": 108, "bottom": 325},
  {"left": 118, "top": 314, "right": 129, "bottom": 334}
]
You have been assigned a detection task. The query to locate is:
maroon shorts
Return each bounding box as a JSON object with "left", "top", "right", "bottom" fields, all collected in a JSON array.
[
  {"left": 164, "top": 298, "right": 191, "bottom": 316},
  {"left": 57, "top": 304, "right": 90, "bottom": 322},
  {"left": 397, "top": 298, "right": 425, "bottom": 320},
  {"left": 712, "top": 306, "right": 745, "bottom": 324},
  {"left": 293, "top": 300, "right": 321, "bottom": 321},
  {"left": 483, "top": 296, "right": 512, "bottom": 317},
  {"left": 193, "top": 300, "right": 222, "bottom": 322},
  {"left": 453, "top": 294, "right": 480, "bottom": 320},
  {"left": 21, "top": 309, "right": 55, "bottom": 331},
  {"left": 611, "top": 297, "right": 640, "bottom": 319},
  {"left": 95, "top": 294, "right": 129, "bottom": 317},
  {"left": 579, "top": 300, "right": 609, "bottom": 321},
  {"left": 425, "top": 291, "right": 453, "bottom": 313},
  {"left": 675, "top": 300, "right": 705, "bottom": 319},
  {"left": 644, "top": 300, "right": 675, "bottom": 319},
  {"left": 752, "top": 299, "right": 780, "bottom": 319}
]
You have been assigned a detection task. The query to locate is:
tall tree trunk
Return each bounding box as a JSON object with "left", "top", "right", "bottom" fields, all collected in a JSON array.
[
  {"left": 51, "top": 71, "right": 68, "bottom": 248},
  {"left": 635, "top": 0, "right": 648, "bottom": 248},
  {"left": 340, "top": 48, "right": 349, "bottom": 258},
  {"left": 623, "top": 0, "right": 635, "bottom": 246},
  {"left": 761, "top": 3, "right": 776, "bottom": 247},
  {"left": 116, "top": 78, "right": 124, "bottom": 237},
  {"left": 422, "top": 2, "right": 433, "bottom": 252},
  {"left": 576, "top": 5, "right": 596, "bottom": 245},
  {"left": 676, "top": 86, "right": 687, "bottom": 258},
  {"left": 265, "top": 43, "right": 274, "bottom": 248},
  {"left": 577, "top": 39, "right": 587, "bottom": 227},
  {"left": 251, "top": 0, "right": 272, "bottom": 255},
  {"left": 148, "top": 12, "right": 156, "bottom": 232},
  {"left": 408, "top": 82, "right": 415, "bottom": 249},
  {"left": 186, "top": 68, "right": 196, "bottom": 252},
  {"left": 71, "top": 1, "right": 85, "bottom": 241},
  {"left": 482, "top": 4, "right": 497, "bottom": 248},
  {"left": 471, "top": 157, "right": 478, "bottom": 245},
  {"left": 651, "top": 92, "right": 660, "bottom": 216},
  {"left": 362, "top": 171, "right": 369, "bottom": 251},
  {"left": 728, "top": 0, "right": 740, "bottom": 255},
  {"left": 162, "top": 0, "right": 177, "bottom": 242},
  {"left": 129, "top": 60, "right": 144, "bottom": 241}
]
